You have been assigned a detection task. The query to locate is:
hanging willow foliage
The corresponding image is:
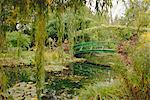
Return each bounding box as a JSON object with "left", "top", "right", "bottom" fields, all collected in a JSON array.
[
  {"left": 0, "top": 65, "right": 8, "bottom": 93},
  {"left": 35, "top": 14, "right": 46, "bottom": 99},
  {"left": 34, "top": 2, "right": 48, "bottom": 99}
]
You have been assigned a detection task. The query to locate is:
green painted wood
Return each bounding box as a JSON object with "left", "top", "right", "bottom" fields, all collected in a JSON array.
[
  {"left": 74, "top": 41, "right": 116, "bottom": 55},
  {"left": 74, "top": 41, "right": 116, "bottom": 50},
  {"left": 74, "top": 49, "right": 116, "bottom": 55},
  {"left": 74, "top": 42, "right": 98, "bottom": 48}
]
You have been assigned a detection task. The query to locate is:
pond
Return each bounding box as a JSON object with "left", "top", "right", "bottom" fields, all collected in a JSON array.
[{"left": 3, "top": 61, "right": 112, "bottom": 99}]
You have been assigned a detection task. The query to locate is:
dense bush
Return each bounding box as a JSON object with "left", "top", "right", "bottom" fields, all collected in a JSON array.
[
  {"left": 6, "top": 31, "right": 31, "bottom": 50},
  {"left": 46, "top": 20, "right": 58, "bottom": 39}
]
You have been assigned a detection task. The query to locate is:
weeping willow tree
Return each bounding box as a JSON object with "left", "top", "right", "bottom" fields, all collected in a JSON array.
[
  {"left": 0, "top": 6, "right": 6, "bottom": 52},
  {"left": 34, "top": 0, "right": 93, "bottom": 98},
  {"left": 32, "top": 0, "right": 51, "bottom": 99},
  {"left": 0, "top": 0, "right": 29, "bottom": 94},
  {"left": 49, "top": 0, "right": 90, "bottom": 59},
  {"left": 35, "top": 15, "right": 46, "bottom": 99},
  {"left": 0, "top": 0, "right": 13, "bottom": 52},
  {"left": 16, "top": 4, "right": 29, "bottom": 58},
  {"left": 0, "top": 65, "right": 8, "bottom": 94},
  {"left": 0, "top": 0, "right": 48, "bottom": 99},
  {"left": 34, "top": 5, "right": 49, "bottom": 99}
]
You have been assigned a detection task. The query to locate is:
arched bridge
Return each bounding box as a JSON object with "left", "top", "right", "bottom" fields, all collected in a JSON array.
[{"left": 73, "top": 41, "right": 116, "bottom": 56}]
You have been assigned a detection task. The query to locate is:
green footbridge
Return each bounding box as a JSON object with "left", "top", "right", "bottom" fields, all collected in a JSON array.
[{"left": 73, "top": 41, "right": 116, "bottom": 56}]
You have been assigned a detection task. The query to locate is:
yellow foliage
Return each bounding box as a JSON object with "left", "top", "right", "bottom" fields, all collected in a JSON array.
[
  {"left": 46, "top": 0, "right": 53, "bottom": 5},
  {"left": 31, "top": 96, "right": 38, "bottom": 100},
  {"left": 140, "top": 32, "right": 150, "bottom": 42},
  {"left": 44, "top": 49, "right": 62, "bottom": 65},
  {"left": 137, "top": 32, "right": 150, "bottom": 50},
  {"left": 0, "top": 70, "right": 8, "bottom": 93}
]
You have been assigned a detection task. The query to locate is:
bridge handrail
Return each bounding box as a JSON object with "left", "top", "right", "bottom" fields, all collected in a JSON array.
[
  {"left": 74, "top": 41, "right": 117, "bottom": 50},
  {"left": 74, "top": 41, "right": 116, "bottom": 46},
  {"left": 74, "top": 49, "right": 116, "bottom": 55},
  {"left": 74, "top": 45, "right": 113, "bottom": 50}
]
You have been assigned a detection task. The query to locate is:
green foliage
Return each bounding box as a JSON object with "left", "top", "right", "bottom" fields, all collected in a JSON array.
[
  {"left": 46, "top": 20, "right": 58, "bottom": 39},
  {"left": 79, "top": 80, "right": 127, "bottom": 100},
  {"left": 112, "top": 39, "right": 150, "bottom": 99},
  {"left": 4, "top": 67, "right": 35, "bottom": 87},
  {"left": 119, "top": 0, "right": 150, "bottom": 28},
  {"left": 116, "top": 29, "right": 133, "bottom": 40},
  {"left": 78, "top": 34, "right": 150, "bottom": 99},
  {"left": 46, "top": 6, "right": 93, "bottom": 45},
  {"left": 18, "top": 69, "right": 30, "bottom": 82},
  {"left": 6, "top": 31, "right": 31, "bottom": 49},
  {"left": 0, "top": 68, "right": 8, "bottom": 93}
]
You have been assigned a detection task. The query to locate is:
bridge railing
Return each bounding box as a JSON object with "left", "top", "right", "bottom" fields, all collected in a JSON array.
[{"left": 73, "top": 41, "right": 117, "bottom": 52}]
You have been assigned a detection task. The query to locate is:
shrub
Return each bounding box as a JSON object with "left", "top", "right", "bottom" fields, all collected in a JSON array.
[{"left": 6, "top": 31, "right": 31, "bottom": 50}]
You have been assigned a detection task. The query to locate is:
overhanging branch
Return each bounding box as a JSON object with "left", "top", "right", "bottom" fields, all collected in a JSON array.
[{"left": 76, "top": 24, "right": 150, "bottom": 35}]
